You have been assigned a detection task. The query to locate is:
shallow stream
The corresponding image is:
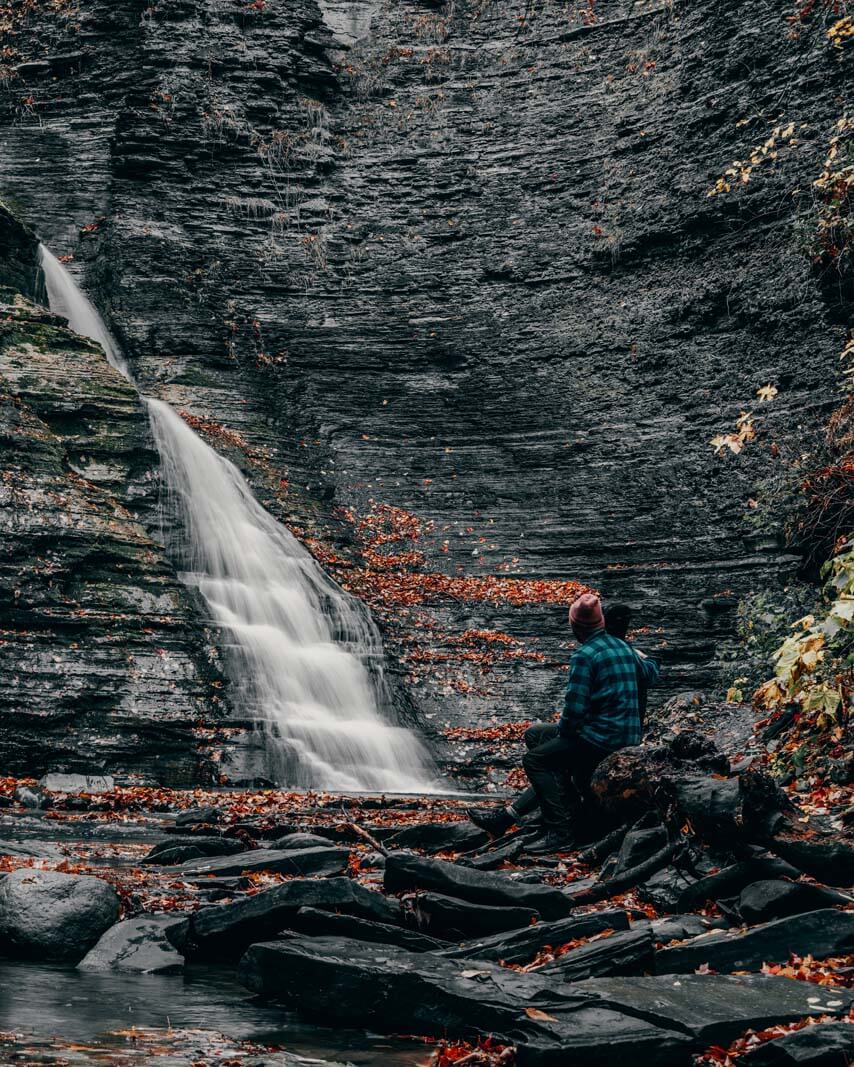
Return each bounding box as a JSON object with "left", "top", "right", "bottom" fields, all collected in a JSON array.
[{"left": 0, "top": 959, "right": 429, "bottom": 1065}]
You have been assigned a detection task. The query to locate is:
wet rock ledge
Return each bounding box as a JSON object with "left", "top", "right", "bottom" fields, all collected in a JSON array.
[{"left": 0, "top": 718, "right": 851, "bottom": 1067}]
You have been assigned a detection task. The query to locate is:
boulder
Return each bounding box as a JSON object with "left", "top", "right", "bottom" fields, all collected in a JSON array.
[
  {"left": 735, "top": 880, "right": 852, "bottom": 924},
  {"left": 411, "top": 891, "right": 539, "bottom": 939},
  {"left": 743, "top": 1021, "right": 854, "bottom": 1065},
  {"left": 655, "top": 909, "right": 854, "bottom": 975},
  {"left": 189, "top": 877, "right": 401, "bottom": 959},
  {"left": 144, "top": 836, "right": 246, "bottom": 862},
  {"left": 176, "top": 846, "right": 350, "bottom": 879},
  {"left": 441, "top": 910, "right": 632, "bottom": 964},
  {"left": 383, "top": 822, "right": 489, "bottom": 853},
  {"left": 384, "top": 852, "right": 572, "bottom": 920},
  {"left": 77, "top": 914, "right": 188, "bottom": 974},
  {"left": 647, "top": 914, "right": 728, "bottom": 945},
  {"left": 237, "top": 934, "right": 693, "bottom": 1066},
  {"left": 0, "top": 868, "right": 120, "bottom": 961},
  {"left": 538, "top": 927, "right": 653, "bottom": 980},
  {"left": 174, "top": 806, "right": 220, "bottom": 826},
  {"left": 292, "top": 906, "right": 449, "bottom": 952},
  {"left": 13, "top": 785, "right": 50, "bottom": 809},
  {"left": 146, "top": 845, "right": 205, "bottom": 865},
  {"left": 269, "top": 832, "right": 335, "bottom": 851},
  {"left": 39, "top": 773, "right": 115, "bottom": 794},
  {"left": 576, "top": 975, "right": 854, "bottom": 1046}
]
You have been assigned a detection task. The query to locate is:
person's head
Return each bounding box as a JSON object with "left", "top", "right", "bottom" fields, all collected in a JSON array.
[
  {"left": 568, "top": 593, "right": 605, "bottom": 643},
  {"left": 603, "top": 602, "right": 632, "bottom": 640}
]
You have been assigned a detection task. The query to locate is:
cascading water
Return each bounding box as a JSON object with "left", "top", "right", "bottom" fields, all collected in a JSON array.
[{"left": 37, "top": 245, "right": 437, "bottom": 792}]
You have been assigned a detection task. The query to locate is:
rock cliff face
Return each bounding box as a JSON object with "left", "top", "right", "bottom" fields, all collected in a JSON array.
[
  {"left": 0, "top": 211, "right": 226, "bottom": 782},
  {"left": 0, "top": 0, "right": 849, "bottom": 783}
]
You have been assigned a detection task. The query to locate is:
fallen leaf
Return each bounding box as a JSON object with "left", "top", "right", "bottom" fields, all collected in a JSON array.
[{"left": 525, "top": 1008, "right": 558, "bottom": 1022}]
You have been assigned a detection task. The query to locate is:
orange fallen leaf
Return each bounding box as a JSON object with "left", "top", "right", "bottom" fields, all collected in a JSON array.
[{"left": 525, "top": 1008, "right": 558, "bottom": 1022}]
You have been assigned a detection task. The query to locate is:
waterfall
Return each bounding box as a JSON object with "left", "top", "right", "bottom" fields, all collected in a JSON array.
[{"left": 37, "top": 245, "right": 438, "bottom": 793}]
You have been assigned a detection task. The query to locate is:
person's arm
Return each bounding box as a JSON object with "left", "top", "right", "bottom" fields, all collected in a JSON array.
[
  {"left": 634, "top": 650, "right": 660, "bottom": 686},
  {"left": 559, "top": 651, "right": 593, "bottom": 738}
]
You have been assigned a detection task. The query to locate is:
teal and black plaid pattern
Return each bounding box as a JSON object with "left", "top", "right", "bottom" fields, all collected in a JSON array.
[{"left": 559, "top": 631, "right": 660, "bottom": 751}]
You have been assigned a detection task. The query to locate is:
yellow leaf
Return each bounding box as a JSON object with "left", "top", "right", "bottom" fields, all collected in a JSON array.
[{"left": 756, "top": 384, "right": 778, "bottom": 402}]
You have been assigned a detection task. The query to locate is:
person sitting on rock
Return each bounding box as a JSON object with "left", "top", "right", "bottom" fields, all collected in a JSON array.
[
  {"left": 467, "top": 594, "right": 660, "bottom": 850},
  {"left": 600, "top": 601, "right": 654, "bottom": 731}
]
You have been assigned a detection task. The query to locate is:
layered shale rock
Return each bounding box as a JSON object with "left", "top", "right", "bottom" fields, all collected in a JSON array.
[
  {"left": 0, "top": 0, "right": 850, "bottom": 779},
  {"left": 0, "top": 208, "right": 226, "bottom": 782}
]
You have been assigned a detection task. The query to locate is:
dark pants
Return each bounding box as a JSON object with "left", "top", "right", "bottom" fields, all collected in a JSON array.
[{"left": 517, "top": 723, "right": 609, "bottom": 829}]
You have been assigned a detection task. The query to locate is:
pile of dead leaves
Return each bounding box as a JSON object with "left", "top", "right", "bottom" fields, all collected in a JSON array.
[
  {"left": 760, "top": 952, "right": 854, "bottom": 988},
  {"left": 431, "top": 1036, "right": 515, "bottom": 1066},
  {"left": 698, "top": 1009, "right": 854, "bottom": 1064},
  {"left": 444, "top": 722, "right": 532, "bottom": 743}
]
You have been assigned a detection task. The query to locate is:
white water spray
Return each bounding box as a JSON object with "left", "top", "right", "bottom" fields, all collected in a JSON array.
[{"left": 37, "top": 244, "right": 437, "bottom": 792}]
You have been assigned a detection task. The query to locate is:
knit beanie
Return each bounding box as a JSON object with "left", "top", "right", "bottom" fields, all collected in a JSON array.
[{"left": 569, "top": 593, "right": 605, "bottom": 637}]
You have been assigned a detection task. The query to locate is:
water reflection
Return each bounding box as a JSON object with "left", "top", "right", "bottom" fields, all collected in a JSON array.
[{"left": 0, "top": 961, "right": 429, "bottom": 1066}]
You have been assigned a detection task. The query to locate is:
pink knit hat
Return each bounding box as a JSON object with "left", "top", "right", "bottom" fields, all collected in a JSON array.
[{"left": 569, "top": 593, "right": 605, "bottom": 635}]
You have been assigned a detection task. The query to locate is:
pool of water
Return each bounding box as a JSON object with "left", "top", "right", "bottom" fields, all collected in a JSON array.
[{"left": 0, "top": 960, "right": 431, "bottom": 1065}]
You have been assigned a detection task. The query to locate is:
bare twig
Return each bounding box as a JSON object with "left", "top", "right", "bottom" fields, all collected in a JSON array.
[{"left": 346, "top": 822, "right": 389, "bottom": 857}]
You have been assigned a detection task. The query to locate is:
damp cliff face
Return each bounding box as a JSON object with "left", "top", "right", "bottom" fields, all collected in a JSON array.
[
  {"left": 0, "top": 210, "right": 228, "bottom": 783},
  {"left": 0, "top": 0, "right": 850, "bottom": 784}
]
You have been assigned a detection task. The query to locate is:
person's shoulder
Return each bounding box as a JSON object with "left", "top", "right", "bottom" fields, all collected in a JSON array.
[
  {"left": 582, "top": 631, "right": 619, "bottom": 656},
  {"left": 594, "top": 633, "right": 635, "bottom": 659}
]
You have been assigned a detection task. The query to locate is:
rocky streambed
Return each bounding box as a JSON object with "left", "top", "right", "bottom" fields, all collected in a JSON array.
[{"left": 0, "top": 708, "right": 852, "bottom": 1067}]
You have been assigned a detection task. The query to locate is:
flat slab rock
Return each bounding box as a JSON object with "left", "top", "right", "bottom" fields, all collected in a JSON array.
[
  {"left": 176, "top": 846, "right": 349, "bottom": 879},
  {"left": 538, "top": 927, "right": 653, "bottom": 981},
  {"left": 384, "top": 851, "right": 572, "bottom": 921},
  {"left": 269, "top": 832, "right": 335, "bottom": 851},
  {"left": 411, "top": 891, "right": 540, "bottom": 938},
  {"left": 189, "top": 877, "right": 401, "bottom": 959},
  {"left": 655, "top": 909, "right": 854, "bottom": 975},
  {"left": 770, "top": 838, "right": 854, "bottom": 887},
  {"left": 382, "top": 821, "right": 489, "bottom": 853},
  {"left": 78, "top": 914, "right": 188, "bottom": 974},
  {"left": 144, "top": 836, "right": 246, "bottom": 862},
  {"left": 39, "top": 773, "right": 115, "bottom": 794},
  {"left": 237, "top": 933, "right": 693, "bottom": 1066},
  {"left": 292, "top": 906, "right": 448, "bottom": 952},
  {"left": 677, "top": 858, "right": 801, "bottom": 912},
  {"left": 743, "top": 1021, "right": 854, "bottom": 1065},
  {"left": 0, "top": 868, "right": 120, "bottom": 962},
  {"left": 441, "top": 909, "right": 631, "bottom": 964},
  {"left": 734, "top": 879, "right": 852, "bottom": 924},
  {"left": 575, "top": 975, "right": 854, "bottom": 1046}
]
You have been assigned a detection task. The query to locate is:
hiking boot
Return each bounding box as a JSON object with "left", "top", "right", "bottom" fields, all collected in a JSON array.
[
  {"left": 467, "top": 805, "right": 514, "bottom": 836},
  {"left": 525, "top": 828, "right": 575, "bottom": 854}
]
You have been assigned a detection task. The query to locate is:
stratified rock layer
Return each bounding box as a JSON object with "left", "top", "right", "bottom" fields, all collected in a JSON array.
[
  {"left": 0, "top": 0, "right": 850, "bottom": 778},
  {"left": 0, "top": 210, "right": 226, "bottom": 782}
]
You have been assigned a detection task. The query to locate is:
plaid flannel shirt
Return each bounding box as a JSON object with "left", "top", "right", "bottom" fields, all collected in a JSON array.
[{"left": 559, "top": 631, "right": 658, "bottom": 751}]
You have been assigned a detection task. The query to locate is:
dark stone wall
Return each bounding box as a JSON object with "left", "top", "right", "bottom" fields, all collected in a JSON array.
[
  {"left": 0, "top": 0, "right": 849, "bottom": 784},
  {"left": 0, "top": 207, "right": 228, "bottom": 782}
]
